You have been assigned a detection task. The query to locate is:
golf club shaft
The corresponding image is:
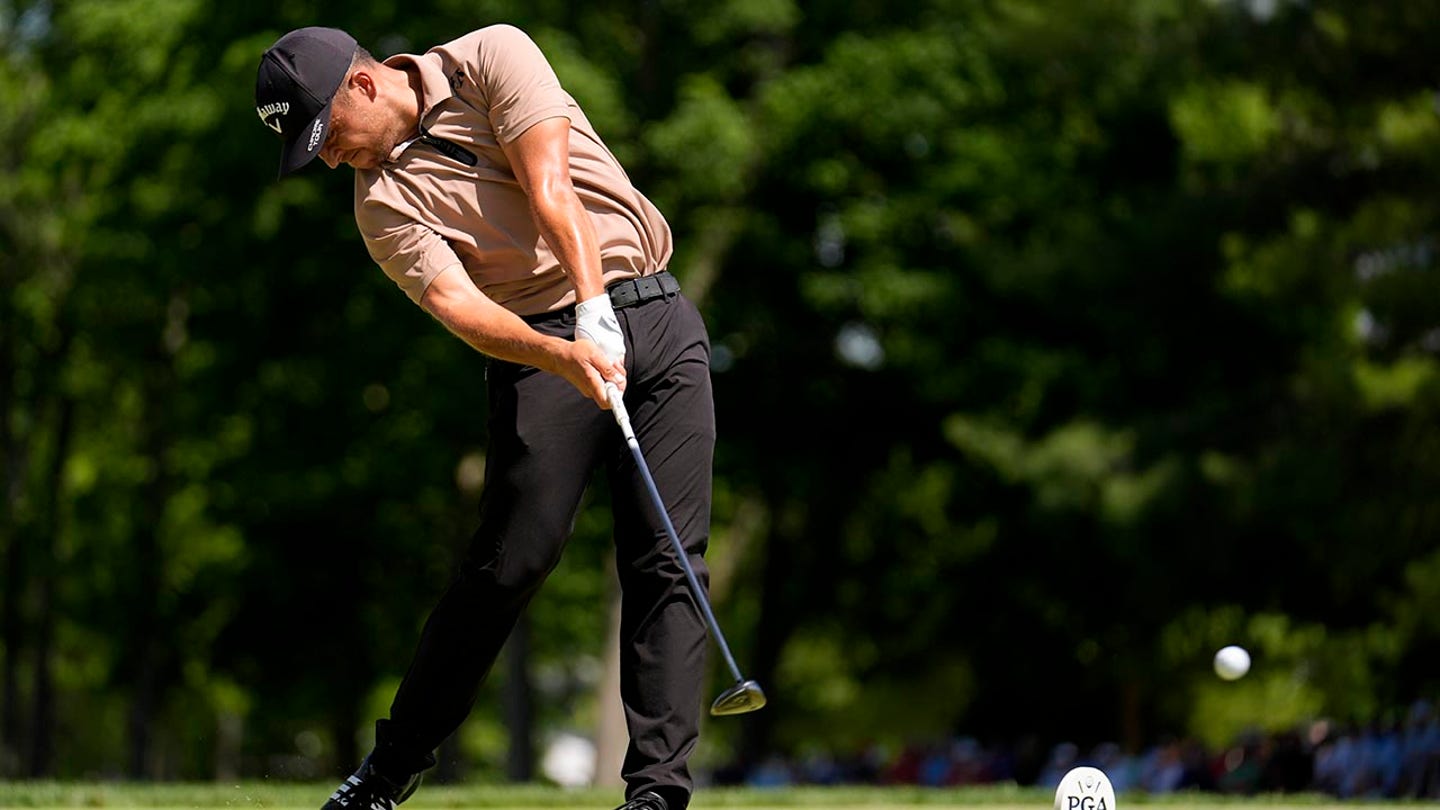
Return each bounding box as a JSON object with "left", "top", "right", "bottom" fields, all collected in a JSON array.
[{"left": 605, "top": 383, "right": 748, "bottom": 685}]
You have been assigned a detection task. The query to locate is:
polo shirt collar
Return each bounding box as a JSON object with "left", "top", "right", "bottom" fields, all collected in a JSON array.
[{"left": 382, "top": 51, "right": 455, "bottom": 161}]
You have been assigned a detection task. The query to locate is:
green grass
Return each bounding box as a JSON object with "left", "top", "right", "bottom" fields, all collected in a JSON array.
[{"left": 0, "top": 782, "right": 1416, "bottom": 810}]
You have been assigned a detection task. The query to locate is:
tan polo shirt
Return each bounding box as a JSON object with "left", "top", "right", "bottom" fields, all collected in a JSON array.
[{"left": 354, "top": 24, "right": 673, "bottom": 316}]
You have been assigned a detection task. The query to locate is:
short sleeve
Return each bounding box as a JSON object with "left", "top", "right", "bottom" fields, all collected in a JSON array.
[
  {"left": 357, "top": 198, "right": 462, "bottom": 305},
  {"left": 473, "top": 25, "right": 571, "bottom": 145}
]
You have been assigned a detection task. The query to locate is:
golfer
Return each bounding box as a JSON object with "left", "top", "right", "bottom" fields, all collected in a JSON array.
[{"left": 254, "top": 23, "right": 715, "bottom": 810}]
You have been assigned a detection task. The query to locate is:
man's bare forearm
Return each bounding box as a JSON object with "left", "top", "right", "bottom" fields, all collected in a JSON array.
[
  {"left": 422, "top": 272, "right": 570, "bottom": 369},
  {"left": 420, "top": 264, "right": 618, "bottom": 405}
]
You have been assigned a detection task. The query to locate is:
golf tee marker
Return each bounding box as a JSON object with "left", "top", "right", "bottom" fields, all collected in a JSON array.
[{"left": 1055, "top": 767, "right": 1116, "bottom": 810}]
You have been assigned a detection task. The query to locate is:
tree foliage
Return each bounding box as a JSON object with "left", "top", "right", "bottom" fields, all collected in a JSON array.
[{"left": 1, "top": 0, "right": 1438, "bottom": 780}]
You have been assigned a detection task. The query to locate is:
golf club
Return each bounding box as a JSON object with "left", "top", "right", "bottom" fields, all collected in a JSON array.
[{"left": 604, "top": 382, "right": 767, "bottom": 716}]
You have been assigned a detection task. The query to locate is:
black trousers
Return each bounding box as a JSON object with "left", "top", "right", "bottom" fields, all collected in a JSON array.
[{"left": 374, "top": 290, "right": 714, "bottom": 809}]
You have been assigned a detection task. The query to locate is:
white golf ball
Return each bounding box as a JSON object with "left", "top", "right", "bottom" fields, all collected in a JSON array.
[{"left": 1213, "top": 645, "right": 1251, "bottom": 680}]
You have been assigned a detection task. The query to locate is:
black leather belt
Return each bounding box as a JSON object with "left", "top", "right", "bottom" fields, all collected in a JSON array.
[{"left": 607, "top": 271, "right": 680, "bottom": 309}]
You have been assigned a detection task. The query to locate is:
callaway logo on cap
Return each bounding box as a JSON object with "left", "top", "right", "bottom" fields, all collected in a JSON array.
[{"left": 254, "top": 26, "right": 357, "bottom": 178}]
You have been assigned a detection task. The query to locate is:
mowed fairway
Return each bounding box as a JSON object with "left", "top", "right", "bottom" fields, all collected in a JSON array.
[{"left": 0, "top": 783, "right": 1399, "bottom": 810}]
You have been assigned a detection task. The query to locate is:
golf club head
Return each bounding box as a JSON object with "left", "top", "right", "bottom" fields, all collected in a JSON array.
[{"left": 710, "top": 679, "right": 767, "bottom": 716}]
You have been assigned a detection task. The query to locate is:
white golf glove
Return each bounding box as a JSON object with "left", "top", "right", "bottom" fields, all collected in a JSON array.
[{"left": 575, "top": 293, "right": 626, "bottom": 364}]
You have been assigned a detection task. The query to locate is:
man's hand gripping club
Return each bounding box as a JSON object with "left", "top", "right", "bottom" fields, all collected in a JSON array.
[{"left": 575, "top": 290, "right": 626, "bottom": 390}]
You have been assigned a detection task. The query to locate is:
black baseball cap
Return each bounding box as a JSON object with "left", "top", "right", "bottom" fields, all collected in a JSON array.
[{"left": 254, "top": 27, "right": 358, "bottom": 178}]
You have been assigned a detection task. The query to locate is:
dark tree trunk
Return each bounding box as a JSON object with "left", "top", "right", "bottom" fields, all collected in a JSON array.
[
  {"left": 27, "top": 576, "right": 55, "bottom": 778},
  {"left": 738, "top": 496, "right": 805, "bottom": 765},
  {"left": 127, "top": 355, "right": 174, "bottom": 778},
  {"left": 0, "top": 259, "right": 26, "bottom": 777},
  {"left": 0, "top": 514, "right": 26, "bottom": 778},
  {"left": 27, "top": 396, "right": 74, "bottom": 776}
]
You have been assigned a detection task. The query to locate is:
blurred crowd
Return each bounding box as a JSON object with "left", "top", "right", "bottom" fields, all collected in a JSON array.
[{"left": 708, "top": 699, "right": 1440, "bottom": 798}]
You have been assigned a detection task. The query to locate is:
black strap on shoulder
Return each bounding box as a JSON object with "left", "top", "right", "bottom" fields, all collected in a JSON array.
[{"left": 417, "top": 125, "right": 478, "bottom": 167}]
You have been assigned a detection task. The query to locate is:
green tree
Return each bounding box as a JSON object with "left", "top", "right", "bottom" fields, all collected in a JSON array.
[{"left": 3, "top": 0, "right": 1438, "bottom": 782}]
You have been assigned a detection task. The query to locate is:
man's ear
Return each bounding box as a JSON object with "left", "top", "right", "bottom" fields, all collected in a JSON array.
[{"left": 346, "top": 69, "right": 379, "bottom": 102}]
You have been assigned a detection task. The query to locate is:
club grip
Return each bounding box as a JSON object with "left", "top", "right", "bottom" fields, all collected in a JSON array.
[{"left": 605, "top": 382, "right": 636, "bottom": 443}]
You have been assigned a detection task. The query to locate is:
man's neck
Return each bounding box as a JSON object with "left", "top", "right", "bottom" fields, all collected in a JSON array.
[{"left": 399, "top": 64, "right": 425, "bottom": 139}]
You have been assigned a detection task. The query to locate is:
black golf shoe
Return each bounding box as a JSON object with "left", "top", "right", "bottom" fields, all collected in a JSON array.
[
  {"left": 614, "top": 791, "right": 669, "bottom": 810},
  {"left": 321, "top": 755, "right": 422, "bottom": 810}
]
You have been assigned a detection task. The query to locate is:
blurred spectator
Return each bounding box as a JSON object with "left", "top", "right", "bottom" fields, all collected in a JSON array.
[{"left": 1259, "top": 730, "right": 1311, "bottom": 792}]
